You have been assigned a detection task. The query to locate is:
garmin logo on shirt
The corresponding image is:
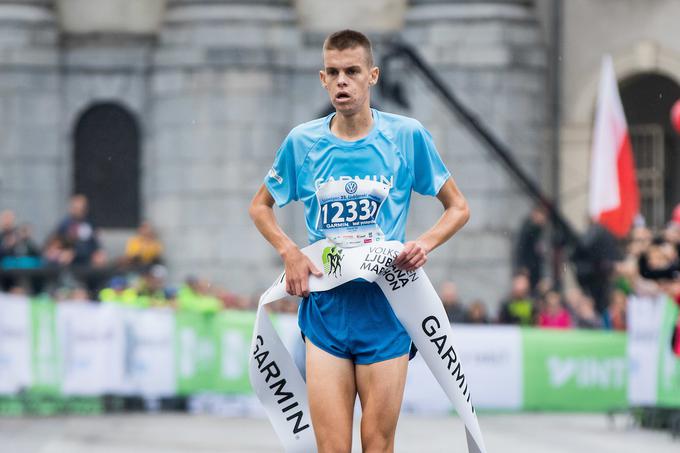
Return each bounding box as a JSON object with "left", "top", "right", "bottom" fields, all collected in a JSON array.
[
  {"left": 315, "top": 174, "right": 393, "bottom": 189},
  {"left": 268, "top": 168, "right": 283, "bottom": 184}
]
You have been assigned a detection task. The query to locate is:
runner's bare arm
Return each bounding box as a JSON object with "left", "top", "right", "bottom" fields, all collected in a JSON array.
[
  {"left": 393, "top": 177, "right": 469, "bottom": 271},
  {"left": 249, "top": 184, "right": 322, "bottom": 297}
]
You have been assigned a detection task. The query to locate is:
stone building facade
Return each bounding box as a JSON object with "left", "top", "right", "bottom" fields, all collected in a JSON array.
[{"left": 1, "top": 0, "right": 677, "bottom": 309}]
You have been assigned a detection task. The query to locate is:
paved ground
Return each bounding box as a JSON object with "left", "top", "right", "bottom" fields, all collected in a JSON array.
[{"left": 1, "top": 413, "right": 678, "bottom": 453}]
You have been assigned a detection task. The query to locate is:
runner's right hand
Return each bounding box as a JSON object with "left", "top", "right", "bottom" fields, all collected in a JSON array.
[{"left": 282, "top": 246, "right": 323, "bottom": 297}]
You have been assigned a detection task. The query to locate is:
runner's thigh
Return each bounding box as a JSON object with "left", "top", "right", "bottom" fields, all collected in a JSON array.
[
  {"left": 356, "top": 354, "right": 408, "bottom": 452},
  {"left": 306, "top": 340, "right": 356, "bottom": 453}
]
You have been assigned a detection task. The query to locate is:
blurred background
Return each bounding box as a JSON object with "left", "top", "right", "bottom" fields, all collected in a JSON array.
[{"left": 1, "top": 0, "right": 680, "bottom": 452}]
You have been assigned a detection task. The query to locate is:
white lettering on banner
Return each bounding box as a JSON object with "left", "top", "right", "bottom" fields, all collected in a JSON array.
[
  {"left": 250, "top": 240, "right": 487, "bottom": 453},
  {"left": 548, "top": 357, "right": 626, "bottom": 389}
]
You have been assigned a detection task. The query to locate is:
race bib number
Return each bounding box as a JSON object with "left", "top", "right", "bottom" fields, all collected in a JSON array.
[{"left": 316, "top": 179, "right": 390, "bottom": 248}]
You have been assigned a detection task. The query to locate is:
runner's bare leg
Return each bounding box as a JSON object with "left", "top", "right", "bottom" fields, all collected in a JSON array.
[
  {"left": 356, "top": 354, "right": 409, "bottom": 453},
  {"left": 306, "top": 340, "right": 356, "bottom": 453}
]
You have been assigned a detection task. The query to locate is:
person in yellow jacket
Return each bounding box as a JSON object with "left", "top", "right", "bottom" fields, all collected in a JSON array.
[
  {"left": 177, "top": 276, "right": 222, "bottom": 313},
  {"left": 124, "top": 221, "right": 164, "bottom": 266}
]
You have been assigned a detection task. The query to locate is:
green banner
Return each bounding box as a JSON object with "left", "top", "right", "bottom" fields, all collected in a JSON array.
[
  {"left": 213, "top": 310, "right": 256, "bottom": 394},
  {"left": 657, "top": 300, "right": 680, "bottom": 407},
  {"left": 30, "top": 297, "right": 60, "bottom": 395},
  {"left": 175, "top": 312, "right": 219, "bottom": 395},
  {"left": 522, "top": 329, "right": 627, "bottom": 411}
]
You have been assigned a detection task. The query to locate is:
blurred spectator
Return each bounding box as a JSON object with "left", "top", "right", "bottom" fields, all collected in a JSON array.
[
  {"left": 572, "top": 221, "right": 622, "bottom": 314},
  {"left": 53, "top": 285, "right": 90, "bottom": 302},
  {"left": 627, "top": 226, "right": 653, "bottom": 258},
  {"left": 637, "top": 235, "right": 680, "bottom": 281},
  {"left": 514, "top": 204, "right": 547, "bottom": 291},
  {"left": 498, "top": 273, "right": 536, "bottom": 326},
  {"left": 564, "top": 288, "right": 602, "bottom": 329},
  {"left": 465, "top": 299, "right": 489, "bottom": 324},
  {"left": 1, "top": 212, "right": 40, "bottom": 262},
  {"left": 136, "top": 265, "right": 170, "bottom": 308},
  {"left": 8, "top": 285, "right": 27, "bottom": 296},
  {"left": 439, "top": 281, "right": 465, "bottom": 323},
  {"left": 178, "top": 275, "right": 222, "bottom": 313},
  {"left": 124, "top": 221, "right": 164, "bottom": 266},
  {"left": 43, "top": 234, "right": 75, "bottom": 266},
  {"left": 69, "top": 286, "right": 91, "bottom": 302},
  {"left": 0, "top": 210, "right": 16, "bottom": 248},
  {"left": 1, "top": 211, "right": 42, "bottom": 292},
  {"left": 602, "top": 289, "right": 627, "bottom": 331},
  {"left": 537, "top": 290, "right": 571, "bottom": 329},
  {"left": 48, "top": 194, "right": 106, "bottom": 267},
  {"left": 99, "top": 276, "right": 138, "bottom": 305}
]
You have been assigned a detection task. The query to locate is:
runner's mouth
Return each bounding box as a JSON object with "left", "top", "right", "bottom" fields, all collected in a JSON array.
[{"left": 335, "top": 92, "right": 351, "bottom": 101}]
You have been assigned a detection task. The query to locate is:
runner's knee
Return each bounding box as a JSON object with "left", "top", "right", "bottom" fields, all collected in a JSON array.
[{"left": 361, "top": 429, "right": 393, "bottom": 453}]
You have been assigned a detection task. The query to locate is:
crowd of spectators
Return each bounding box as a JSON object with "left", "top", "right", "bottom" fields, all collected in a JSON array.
[
  {"left": 3, "top": 195, "right": 680, "bottom": 324},
  {"left": 446, "top": 203, "right": 680, "bottom": 332},
  {"left": 0, "top": 195, "right": 259, "bottom": 313}
]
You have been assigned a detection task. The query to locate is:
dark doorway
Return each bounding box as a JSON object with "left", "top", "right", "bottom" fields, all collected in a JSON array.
[
  {"left": 73, "top": 103, "right": 140, "bottom": 228},
  {"left": 620, "top": 73, "right": 680, "bottom": 229}
]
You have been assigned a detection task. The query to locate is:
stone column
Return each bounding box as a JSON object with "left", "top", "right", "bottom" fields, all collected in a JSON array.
[
  {"left": 0, "top": 0, "right": 60, "bottom": 240},
  {"left": 56, "top": 1, "right": 165, "bottom": 252},
  {"left": 294, "top": 0, "right": 407, "bottom": 33},
  {"left": 151, "top": 0, "right": 301, "bottom": 292},
  {"left": 398, "top": 0, "right": 547, "bottom": 307},
  {"left": 55, "top": 0, "right": 166, "bottom": 35}
]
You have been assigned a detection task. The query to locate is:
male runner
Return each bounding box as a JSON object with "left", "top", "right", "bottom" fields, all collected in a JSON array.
[{"left": 249, "top": 29, "right": 469, "bottom": 453}]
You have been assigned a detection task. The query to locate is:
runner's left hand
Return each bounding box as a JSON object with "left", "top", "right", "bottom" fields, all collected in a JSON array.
[{"left": 393, "top": 240, "right": 428, "bottom": 272}]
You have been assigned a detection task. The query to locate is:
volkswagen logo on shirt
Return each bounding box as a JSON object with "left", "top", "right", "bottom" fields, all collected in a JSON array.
[{"left": 344, "top": 181, "right": 358, "bottom": 194}]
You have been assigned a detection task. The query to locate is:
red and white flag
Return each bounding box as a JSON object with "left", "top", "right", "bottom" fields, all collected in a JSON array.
[{"left": 589, "top": 55, "right": 639, "bottom": 237}]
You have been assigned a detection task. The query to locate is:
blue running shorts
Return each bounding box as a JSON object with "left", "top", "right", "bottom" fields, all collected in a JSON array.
[{"left": 298, "top": 279, "right": 411, "bottom": 365}]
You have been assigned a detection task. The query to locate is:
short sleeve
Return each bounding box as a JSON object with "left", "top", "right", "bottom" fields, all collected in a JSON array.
[
  {"left": 412, "top": 125, "right": 450, "bottom": 196},
  {"left": 264, "top": 134, "right": 298, "bottom": 207}
]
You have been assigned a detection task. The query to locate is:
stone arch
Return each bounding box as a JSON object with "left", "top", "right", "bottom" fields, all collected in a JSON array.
[
  {"left": 559, "top": 42, "right": 680, "bottom": 231},
  {"left": 571, "top": 42, "right": 680, "bottom": 125},
  {"left": 72, "top": 102, "right": 141, "bottom": 228}
]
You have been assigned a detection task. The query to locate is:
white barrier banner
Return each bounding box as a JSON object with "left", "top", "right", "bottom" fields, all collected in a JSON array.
[
  {"left": 627, "top": 294, "right": 666, "bottom": 405},
  {"left": 404, "top": 325, "right": 522, "bottom": 412},
  {"left": 250, "top": 240, "right": 487, "bottom": 453},
  {"left": 120, "top": 307, "right": 176, "bottom": 397},
  {"left": 0, "top": 294, "right": 31, "bottom": 394},
  {"left": 58, "top": 302, "right": 125, "bottom": 395}
]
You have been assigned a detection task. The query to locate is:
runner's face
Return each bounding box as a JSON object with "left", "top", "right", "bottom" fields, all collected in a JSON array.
[{"left": 320, "top": 47, "right": 378, "bottom": 115}]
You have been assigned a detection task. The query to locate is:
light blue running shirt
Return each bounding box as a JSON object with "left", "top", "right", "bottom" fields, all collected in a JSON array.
[{"left": 264, "top": 109, "right": 450, "bottom": 247}]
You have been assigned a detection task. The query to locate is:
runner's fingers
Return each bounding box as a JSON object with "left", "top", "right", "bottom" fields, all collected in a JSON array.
[
  {"left": 395, "top": 243, "right": 414, "bottom": 265},
  {"left": 395, "top": 251, "right": 410, "bottom": 267},
  {"left": 308, "top": 261, "right": 323, "bottom": 277},
  {"left": 413, "top": 256, "right": 427, "bottom": 269},
  {"left": 406, "top": 251, "right": 424, "bottom": 266},
  {"left": 300, "top": 278, "right": 309, "bottom": 298}
]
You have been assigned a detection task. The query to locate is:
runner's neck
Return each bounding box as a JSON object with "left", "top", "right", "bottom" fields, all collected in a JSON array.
[{"left": 330, "top": 107, "right": 374, "bottom": 142}]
